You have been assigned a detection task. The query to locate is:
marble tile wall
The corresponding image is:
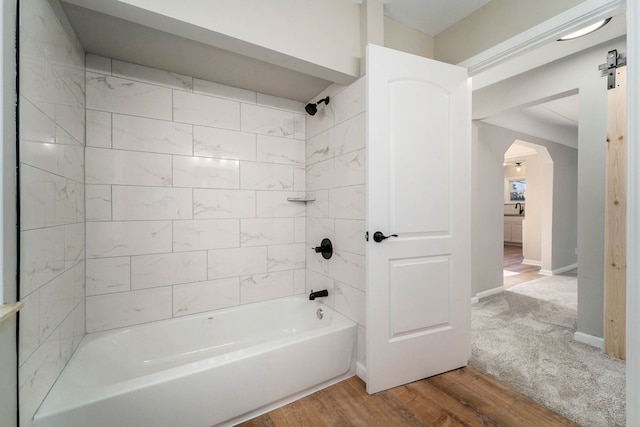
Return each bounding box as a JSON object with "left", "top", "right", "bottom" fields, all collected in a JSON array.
[
  {"left": 84, "top": 54, "right": 308, "bottom": 332},
  {"left": 305, "top": 79, "right": 367, "bottom": 364},
  {"left": 18, "top": 0, "right": 86, "bottom": 426}
]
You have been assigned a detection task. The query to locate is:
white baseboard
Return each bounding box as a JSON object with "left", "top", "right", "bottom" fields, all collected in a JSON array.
[
  {"left": 475, "top": 286, "right": 504, "bottom": 301},
  {"left": 540, "top": 263, "right": 578, "bottom": 276},
  {"left": 356, "top": 361, "right": 367, "bottom": 382},
  {"left": 522, "top": 259, "right": 541, "bottom": 267},
  {"left": 471, "top": 296, "right": 479, "bottom": 305},
  {"left": 574, "top": 331, "right": 604, "bottom": 350}
]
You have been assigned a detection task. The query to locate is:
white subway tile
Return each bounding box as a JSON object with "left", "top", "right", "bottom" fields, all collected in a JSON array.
[
  {"left": 333, "top": 77, "right": 365, "bottom": 124},
  {"left": 86, "top": 287, "right": 173, "bottom": 332},
  {"left": 257, "top": 135, "right": 305, "bottom": 166},
  {"left": 173, "top": 90, "right": 240, "bottom": 129},
  {"left": 330, "top": 112, "right": 365, "bottom": 156},
  {"left": 241, "top": 104, "right": 294, "bottom": 137},
  {"left": 293, "top": 114, "right": 306, "bottom": 140},
  {"left": 335, "top": 219, "right": 366, "bottom": 255},
  {"left": 256, "top": 93, "right": 304, "bottom": 113},
  {"left": 256, "top": 191, "right": 305, "bottom": 218},
  {"left": 173, "top": 219, "right": 239, "bottom": 252},
  {"left": 329, "top": 185, "right": 365, "bottom": 219},
  {"left": 131, "top": 251, "right": 207, "bottom": 289},
  {"left": 86, "top": 257, "right": 131, "bottom": 296},
  {"left": 20, "top": 97, "right": 56, "bottom": 143},
  {"left": 21, "top": 141, "right": 84, "bottom": 183},
  {"left": 173, "top": 278, "right": 240, "bottom": 317},
  {"left": 334, "top": 149, "right": 365, "bottom": 186},
  {"left": 173, "top": 156, "right": 239, "bottom": 189},
  {"left": 19, "top": 329, "right": 62, "bottom": 427},
  {"left": 59, "top": 303, "right": 85, "bottom": 363},
  {"left": 208, "top": 246, "right": 267, "bottom": 279},
  {"left": 85, "top": 54, "right": 111, "bottom": 74},
  {"left": 294, "top": 167, "right": 306, "bottom": 192},
  {"left": 193, "top": 189, "right": 255, "bottom": 219},
  {"left": 306, "top": 190, "right": 329, "bottom": 218},
  {"left": 240, "top": 162, "right": 293, "bottom": 190},
  {"left": 86, "top": 221, "right": 172, "bottom": 257},
  {"left": 334, "top": 282, "right": 365, "bottom": 325},
  {"left": 39, "top": 269, "right": 76, "bottom": 341},
  {"left": 112, "top": 114, "right": 193, "bottom": 155},
  {"left": 85, "top": 185, "right": 112, "bottom": 221},
  {"left": 306, "top": 130, "right": 331, "bottom": 165},
  {"left": 18, "top": 291, "right": 40, "bottom": 365},
  {"left": 55, "top": 104, "right": 85, "bottom": 145},
  {"left": 112, "top": 186, "right": 192, "bottom": 220},
  {"left": 86, "top": 148, "right": 172, "bottom": 186},
  {"left": 294, "top": 218, "right": 306, "bottom": 243},
  {"left": 306, "top": 158, "right": 334, "bottom": 191},
  {"left": 241, "top": 218, "right": 294, "bottom": 247},
  {"left": 306, "top": 218, "right": 335, "bottom": 248},
  {"left": 330, "top": 250, "right": 365, "bottom": 291},
  {"left": 294, "top": 269, "right": 306, "bottom": 295},
  {"left": 240, "top": 270, "right": 294, "bottom": 304},
  {"left": 112, "top": 60, "right": 193, "bottom": 91},
  {"left": 193, "top": 126, "right": 256, "bottom": 161},
  {"left": 20, "top": 166, "right": 52, "bottom": 230},
  {"left": 193, "top": 79, "right": 256, "bottom": 103},
  {"left": 267, "top": 244, "right": 305, "bottom": 272},
  {"left": 86, "top": 72, "right": 172, "bottom": 120},
  {"left": 64, "top": 222, "right": 85, "bottom": 269},
  {"left": 305, "top": 270, "right": 335, "bottom": 307},
  {"left": 20, "top": 226, "right": 65, "bottom": 297},
  {"left": 86, "top": 110, "right": 111, "bottom": 148},
  {"left": 305, "top": 101, "right": 335, "bottom": 139}
]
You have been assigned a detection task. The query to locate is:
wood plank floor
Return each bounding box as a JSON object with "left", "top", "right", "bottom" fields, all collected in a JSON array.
[
  {"left": 238, "top": 367, "right": 578, "bottom": 427},
  {"left": 502, "top": 245, "right": 543, "bottom": 288}
]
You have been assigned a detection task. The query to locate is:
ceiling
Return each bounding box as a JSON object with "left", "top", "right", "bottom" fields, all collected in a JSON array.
[
  {"left": 483, "top": 94, "right": 580, "bottom": 148},
  {"left": 381, "top": 0, "right": 491, "bottom": 37}
]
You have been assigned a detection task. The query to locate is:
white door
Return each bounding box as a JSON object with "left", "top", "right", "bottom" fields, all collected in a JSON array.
[{"left": 365, "top": 44, "right": 471, "bottom": 394}]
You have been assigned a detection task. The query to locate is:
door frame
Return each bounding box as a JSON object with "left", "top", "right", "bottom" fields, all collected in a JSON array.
[{"left": 459, "top": 0, "right": 637, "bottom": 424}]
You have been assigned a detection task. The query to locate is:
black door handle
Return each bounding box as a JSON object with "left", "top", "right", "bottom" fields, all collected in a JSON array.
[{"left": 373, "top": 231, "right": 398, "bottom": 243}]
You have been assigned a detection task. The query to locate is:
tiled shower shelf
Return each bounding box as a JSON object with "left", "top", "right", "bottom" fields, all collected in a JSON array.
[{"left": 287, "top": 197, "right": 316, "bottom": 202}]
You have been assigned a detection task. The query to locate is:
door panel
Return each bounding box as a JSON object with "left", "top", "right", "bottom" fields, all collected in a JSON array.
[{"left": 366, "top": 44, "right": 471, "bottom": 394}]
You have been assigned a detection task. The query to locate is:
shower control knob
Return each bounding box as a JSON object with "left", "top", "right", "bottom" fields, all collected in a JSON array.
[{"left": 372, "top": 231, "right": 398, "bottom": 243}]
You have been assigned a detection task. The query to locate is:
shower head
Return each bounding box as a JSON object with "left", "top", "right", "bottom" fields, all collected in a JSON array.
[{"left": 305, "top": 96, "right": 330, "bottom": 116}]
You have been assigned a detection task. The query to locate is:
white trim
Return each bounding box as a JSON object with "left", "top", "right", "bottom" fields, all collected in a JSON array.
[
  {"left": 573, "top": 331, "right": 604, "bottom": 350},
  {"left": 471, "top": 296, "right": 479, "bottom": 305},
  {"left": 539, "top": 263, "right": 578, "bottom": 276},
  {"left": 627, "top": 0, "right": 639, "bottom": 425},
  {"left": 460, "top": 0, "right": 625, "bottom": 75},
  {"left": 356, "top": 361, "right": 367, "bottom": 382},
  {"left": 475, "top": 286, "right": 505, "bottom": 300},
  {"left": 522, "top": 259, "right": 542, "bottom": 267}
]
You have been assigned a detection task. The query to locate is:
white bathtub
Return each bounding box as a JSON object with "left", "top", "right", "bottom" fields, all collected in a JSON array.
[{"left": 34, "top": 296, "right": 357, "bottom": 427}]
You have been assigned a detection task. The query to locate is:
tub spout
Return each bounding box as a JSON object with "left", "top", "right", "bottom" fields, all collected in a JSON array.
[{"left": 309, "top": 289, "right": 328, "bottom": 300}]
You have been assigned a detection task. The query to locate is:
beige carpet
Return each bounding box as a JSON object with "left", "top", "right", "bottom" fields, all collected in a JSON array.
[{"left": 470, "top": 275, "right": 625, "bottom": 427}]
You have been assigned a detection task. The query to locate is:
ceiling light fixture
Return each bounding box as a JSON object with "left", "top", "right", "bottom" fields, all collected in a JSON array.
[
  {"left": 558, "top": 18, "right": 611, "bottom": 41},
  {"left": 515, "top": 162, "right": 522, "bottom": 172}
]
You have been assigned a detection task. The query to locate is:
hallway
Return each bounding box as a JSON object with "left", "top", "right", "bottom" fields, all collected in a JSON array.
[{"left": 503, "top": 245, "right": 543, "bottom": 288}]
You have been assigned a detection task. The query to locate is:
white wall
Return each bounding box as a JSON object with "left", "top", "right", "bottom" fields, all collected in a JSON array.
[
  {"left": 84, "top": 55, "right": 308, "bottom": 332},
  {"left": 18, "top": 0, "right": 86, "bottom": 425},
  {"left": 384, "top": 16, "right": 434, "bottom": 59},
  {"left": 305, "top": 79, "right": 367, "bottom": 368},
  {"left": 473, "top": 122, "right": 577, "bottom": 296}
]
